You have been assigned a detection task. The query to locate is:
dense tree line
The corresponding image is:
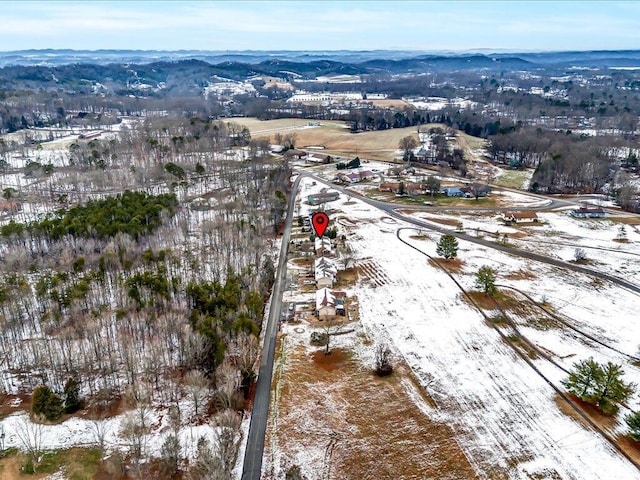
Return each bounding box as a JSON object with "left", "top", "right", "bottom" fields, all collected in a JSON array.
[
  {"left": 487, "top": 126, "right": 622, "bottom": 193},
  {"left": 2, "top": 191, "right": 177, "bottom": 240}
]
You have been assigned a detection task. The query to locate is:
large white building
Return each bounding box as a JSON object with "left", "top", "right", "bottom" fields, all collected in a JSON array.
[{"left": 288, "top": 91, "right": 363, "bottom": 103}]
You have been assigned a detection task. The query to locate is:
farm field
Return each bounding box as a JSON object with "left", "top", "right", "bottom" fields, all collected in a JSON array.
[
  {"left": 263, "top": 327, "right": 477, "bottom": 480},
  {"left": 402, "top": 208, "right": 640, "bottom": 285},
  {"left": 358, "top": 98, "right": 410, "bottom": 109},
  {"left": 493, "top": 168, "right": 534, "bottom": 189},
  {"left": 244, "top": 117, "right": 441, "bottom": 161},
  {"left": 264, "top": 176, "right": 640, "bottom": 479}
]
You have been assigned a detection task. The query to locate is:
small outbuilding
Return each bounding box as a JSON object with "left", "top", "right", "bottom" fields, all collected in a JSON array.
[
  {"left": 570, "top": 206, "right": 606, "bottom": 218},
  {"left": 503, "top": 211, "right": 539, "bottom": 223}
]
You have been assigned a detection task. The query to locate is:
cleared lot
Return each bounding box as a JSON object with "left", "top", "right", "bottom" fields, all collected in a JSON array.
[{"left": 241, "top": 117, "right": 441, "bottom": 161}]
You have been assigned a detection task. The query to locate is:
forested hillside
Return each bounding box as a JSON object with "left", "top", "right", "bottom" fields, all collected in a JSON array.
[{"left": 0, "top": 115, "right": 289, "bottom": 478}]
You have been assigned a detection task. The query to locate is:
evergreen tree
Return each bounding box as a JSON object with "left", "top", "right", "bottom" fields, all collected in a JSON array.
[
  {"left": 595, "top": 362, "right": 635, "bottom": 414},
  {"left": 231, "top": 312, "right": 259, "bottom": 336},
  {"left": 32, "top": 386, "right": 49, "bottom": 418},
  {"left": 626, "top": 411, "right": 640, "bottom": 441},
  {"left": 32, "top": 385, "right": 64, "bottom": 421},
  {"left": 475, "top": 265, "right": 497, "bottom": 296},
  {"left": 436, "top": 234, "right": 458, "bottom": 260},
  {"left": 326, "top": 227, "right": 338, "bottom": 239},
  {"left": 562, "top": 358, "right": 603, "bottom": 401},
  {"left": 165, "top": 162, "right": 186, "bottom": 179},
  {"left": 348, "top": 157, "right": 361, "bottom": 169},
  {"left": 63, "top": 377, "right": 81, "bottom": 414}
]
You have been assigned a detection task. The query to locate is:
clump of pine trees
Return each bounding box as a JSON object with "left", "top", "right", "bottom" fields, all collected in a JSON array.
[
  {"left": 562, "top": 358, "right": 634, "bottom": 415},
  {"left": 2, "top": 191, "right": 177, "bottom": 240}
]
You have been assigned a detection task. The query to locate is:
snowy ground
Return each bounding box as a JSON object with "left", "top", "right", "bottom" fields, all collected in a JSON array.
[
  {"left": 401, "top": 229, "right": 640, "bottom": 429},
  {"left": 0, "top": 402, "right": 221, "bottom": 460},
  {"left": 403, "top": 207, "right": 640, "bottom": 285},
  {"left": 271, "top": 176, "right": 640, "bottom": 479}
]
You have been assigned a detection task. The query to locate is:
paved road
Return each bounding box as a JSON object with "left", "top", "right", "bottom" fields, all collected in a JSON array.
[
  {"left": 241, "top": 171, "right": 640, "bottom": 480},
  {"left": 241, "top": 174, "right": 302, "bottom": 480},
  {"left": 310, "top": 174, "right": 570, "bottom": 213},
  {"left": 302, "top": 171, "right": 640, "bottom": 295}
]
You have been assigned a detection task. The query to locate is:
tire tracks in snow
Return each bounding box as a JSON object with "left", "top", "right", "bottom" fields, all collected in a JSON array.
[
  {"left": 396, "top": 227, "right": 640, "bottom": 473},
  {"left": 498, "top": 284, "right": 640, "bottom": 365}
]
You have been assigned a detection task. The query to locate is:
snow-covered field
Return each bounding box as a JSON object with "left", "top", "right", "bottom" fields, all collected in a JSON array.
[
  {"left": 403, "top": 207, "right": 640, "bottom": 285},
  {"left": 406, "top": 97, "right": 477, "bottom": 111},
  {"left": 272, "top": 177, "right": 640, "bottom": 479}
]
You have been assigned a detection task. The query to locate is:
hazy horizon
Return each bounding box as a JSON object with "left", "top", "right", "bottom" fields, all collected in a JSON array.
[
  {"left": 2, "top": 47, "right": 639, "bottom": 54},
  {"left": 1, "top": 1, "right": 639, "bottom": 52}
]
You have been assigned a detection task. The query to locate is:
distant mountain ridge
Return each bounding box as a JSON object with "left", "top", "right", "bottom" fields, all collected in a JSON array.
[
  {"left": 2, "top": 49, "right": 640, "bottom": 70},
  {"left": 1, "top": 50, "right": 640, "bottom": 96}
]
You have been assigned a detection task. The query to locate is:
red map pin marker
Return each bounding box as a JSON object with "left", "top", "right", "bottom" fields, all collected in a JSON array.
[{"left": 311, "top": 212, "right": 329, "bottom": 238}]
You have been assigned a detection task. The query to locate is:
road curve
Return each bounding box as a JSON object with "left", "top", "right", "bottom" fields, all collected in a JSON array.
[
  {"left": 241, "top": 175, "right": 302, "bottom": 480},
  {"left": 242, "top": 171, "right": 639, "bottom": 479},
  {"left": 302, "top": 171, "right": 640, "bottom": 296}
]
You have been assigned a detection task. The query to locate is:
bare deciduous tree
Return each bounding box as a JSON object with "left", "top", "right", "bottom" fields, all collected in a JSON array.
[
  {"left": 185, "top": 370, "right": 209, "bottom": 418},
  {"left": 188, "top": 437, "right": 226, "bottom": 480},
  {"left": 322, "top": 316, "right": 338, "bottom": 356},
  {"left": 214, "top": 409, "right": 242, "bottom": 477},
  {"left": 398, "top": 135, "right": 418, "bottom": 161},
  {"left": 90, "top": 418, "right": 110, "bottom": 453},
  {"left": 340, "top": 243, "right": 355, "bottom": 270},
  {"left": 216, "top": 360, "right": 240, "bottom": 410},
  {"left": 121, "top": 402, "right": 150, "bottom": 479},
  {"left": 14, "top": 417, "right": 43, "bottom": 467},
  {"left": 374, "top": 343, "right": 393, "bottom": 377}
]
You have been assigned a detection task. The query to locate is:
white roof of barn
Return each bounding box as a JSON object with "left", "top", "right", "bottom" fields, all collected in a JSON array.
[
  {"left": 315, "top": 237, "right": 332, "bottom": 252},
  {"left": 315, "top": 257, "right": 338, "bottom": 280},
  {"left": 316, "top": 288, "right": 336, "bottom": 310}
]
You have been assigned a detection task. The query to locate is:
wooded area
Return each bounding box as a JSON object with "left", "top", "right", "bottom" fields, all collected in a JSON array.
[{"left": 0, "top": 114, "right": 289, "bottom": 478}]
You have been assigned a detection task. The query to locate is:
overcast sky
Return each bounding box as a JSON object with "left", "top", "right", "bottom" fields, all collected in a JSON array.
[{"left": 2, "top": 1, "right": 640, "bottom": 52}]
